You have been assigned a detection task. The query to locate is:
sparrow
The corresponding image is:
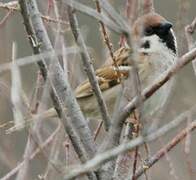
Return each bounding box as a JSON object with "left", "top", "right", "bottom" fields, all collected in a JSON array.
[
  {"left": 8, "top": 12, "right": 177, "bottom": 133},
  {"left": 75, "top": 12, "right": 177, "bottom": 120}
]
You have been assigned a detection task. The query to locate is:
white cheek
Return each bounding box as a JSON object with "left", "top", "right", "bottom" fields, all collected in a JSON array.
[
  {"left": 139, "top": 35, "right": 165, "bottom": 54},
  {"left": 137, "top": 34, "right": 177, "bottom": 81}
]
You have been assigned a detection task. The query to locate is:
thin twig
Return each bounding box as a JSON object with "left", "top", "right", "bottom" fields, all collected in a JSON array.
[
  {"left": 0, "top": 47, "right": 78, "bottom": 74},
  {"left": 94, "top": 0, "right": 122, "bottom": 80},
  {"left": 1, "top": 122, "right": 61, "bottom": 180},
  {"left": 9, "top": 46, "right": 196, "bottom": 136},
  {"left": 185, "top": 17, "right": 196, "bottom": 75},
  {"left": 0, "top": 2, "right": 69, "bottom": 26},
  {"left": 93, "top": 121, "right": 103, "bottom": 141},
  {"left": 63, "top": 0, "right": 128, "bottom": 34},
  {"left": 142, "top": 0, "right": 154, "bottom": 15},
  {"left": 63, "top": 110, "right": 196, "bottom": 180},
  {"left": 132, "top": 120, "right": 196, "bottom": 179},
  {"left": 114, "top": 46, "right": 196, "bottom": 137},
  {"left": 0, "top": 10, "right": 13, "bottom": 27},
  {"left": 157, "top": 138, "right": 179, "bottom": 180},
  {"left": 132, "top": 113, "right": 140, "bottom": 180},
  {"left": 184, "top": 17, "right": 196, "bottom": 180}
]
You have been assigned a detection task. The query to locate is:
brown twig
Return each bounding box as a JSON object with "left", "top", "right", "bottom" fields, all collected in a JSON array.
[
  {"left": 94, "top": 0, "right": 122, "bottom": 80},
  {"left": 185, "top": 17, "right": 196, "bottom": 50},
  {"left": 114, "top": 46, "right": 196, "bottom": 137},
  {"left": 63, "top": 109, "right": 196, "bottom": 180},
  {"left": 142, "top": 0, "right": 154, "bottom": 15},
  {"left": 132, "top": 112, "right": 140, "bottom": 180},
  {"left": 126, "top": 0, "right": 138, "bottom": 24},
  {"left": 46, "top": 0, "right": 54, "bottom": 15},
  {"left": 30, "top": 70, "right": 44, "bottom": 114},
  {"left": 158, "top": 138, "right": 179, "bottom": 180},
  {"left": 63, "top": 0, "right": 128, "bottom": 34},
  {"left": 184, "top": 18, "right": 196, "bottom": 179},
  {"left": 132, "top": 121, "right": 196, "bottom": 179},
  {"left": 0, "top": 2, "right": 69, "bottom": 26},
  {"left": 120, "top": 0, "right": 138, "bottom": 50},
  {"left": 1, "top": 122, "right": 61, "bottom": 180},
  {"left": 0, "top": 10, "right": 13, "bottom": 27},
  {"left": 93, "top": 120, "right": 103, "bottom": 141}
]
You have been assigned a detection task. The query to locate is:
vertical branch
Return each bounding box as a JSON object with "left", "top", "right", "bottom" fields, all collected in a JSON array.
[
  {"left": 185, "top": 17, "right": 196, "bottom": 75},
  {"left": 120, "top": 0, "right": 138, "bottom": 47},
  {"left": 114, "top": 1, "right": 141, "bottom": 179},
  {"left": 19, "top": 1, "right": 97, "bottom": 179},
  {"left": 185, "top": 17, "right": 196, "bottom": 180},
  {"left": 176, "top": 0, "right": 190, "bottom": 55},
  {"left": 67, "top": 6, "right": 111, "bottom": 131},
  {"left": 125, "top": 0, "right": 138, "bottom": 24},
  {"left": 95, "top": 1, "right": 143, "bottom": 179},
  {"left": 142, "top": 0, "right": 154, "bottom": 15},
  {"left": 94, "top": 0, "right": 121, "bottom": 79}
]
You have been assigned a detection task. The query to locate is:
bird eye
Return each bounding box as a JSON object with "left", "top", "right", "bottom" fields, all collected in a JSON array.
[{"left": 145, "top": 27, "right": 154, "bottom": 35}]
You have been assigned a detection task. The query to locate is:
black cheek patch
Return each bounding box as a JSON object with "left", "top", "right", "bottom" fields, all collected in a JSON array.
[{"left": 141, "top": 40, "right": 150, "bottom": 49}]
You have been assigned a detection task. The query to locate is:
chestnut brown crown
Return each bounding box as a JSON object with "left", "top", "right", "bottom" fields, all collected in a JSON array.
[{"left": 132, "top": 13, "right": 176, "bottom": 54}]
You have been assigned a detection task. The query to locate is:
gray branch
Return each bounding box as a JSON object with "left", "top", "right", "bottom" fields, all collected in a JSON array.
[
  {"left": 19, "top": 0, "right": 97, "bottom": 179},
  {"left": 67, "top": 5, "right": 111, "bottom": 131},
  {"left": 63, "top": 109, "right": 196, "bottom": 179}
]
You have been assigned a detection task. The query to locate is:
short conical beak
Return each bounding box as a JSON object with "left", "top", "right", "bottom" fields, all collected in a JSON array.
[{"left": 159, "top": 22, "right": 173, "bottom": 35}]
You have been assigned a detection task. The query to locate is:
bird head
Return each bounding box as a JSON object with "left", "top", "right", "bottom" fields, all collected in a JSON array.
[{"left": 132, "top": 13, "right": 177, "bottom": 56}]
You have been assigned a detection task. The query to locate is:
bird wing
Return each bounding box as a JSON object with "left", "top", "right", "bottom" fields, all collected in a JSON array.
[{"left": 75, "top": 47, "right": 132, "bottom": 98}]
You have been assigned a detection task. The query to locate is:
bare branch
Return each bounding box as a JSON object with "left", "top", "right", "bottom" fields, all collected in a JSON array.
[
  {"left": 68, "top": 5, "right": 111, "bottom": 131},
  {"left": 1, "top": 122, "right": 61, "bottom": 180},
  {"left": 94, "top": 0, "right": 122, "bottom": 80},
  {"left": 185, "top": 17, "right": 196, "bottom": 75},
  {"left": 131, "top": 106, "right": 196, "bottom": 179},
  {"left": 63, "top": 109, "right": 196, "bottom": 180},
  {"left": 0, "top": 1, "right": 69, "bottom": 26},
  {"left": 19, "top": 1, "right": 97, "bottom": 179},
  {"left": 142, "top": 0, "right": 154, "bottom": 14},
  {"left": 0, "top": 47, "right": 78, "bottom": 74},
  {"left": 9, "top": 47, "right": 196, "bottom": 138},
  {"left": 63, "top": 0, "right": 128, "bottom": 34},
  {"left": 114, "top": 46, "right": 196, "bottom": 136}
]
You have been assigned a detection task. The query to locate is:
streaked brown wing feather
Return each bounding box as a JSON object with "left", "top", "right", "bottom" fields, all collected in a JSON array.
[
  {"left": 75, "top": 66, "right": 119, "bottom": 98},
  {"left": 75, "top": 47, "right": 131, "bottom": 98}
]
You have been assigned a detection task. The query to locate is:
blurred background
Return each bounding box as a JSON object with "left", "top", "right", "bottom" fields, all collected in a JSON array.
[{"left": 0, "top": 0, "right": 196, "bottom": 179}]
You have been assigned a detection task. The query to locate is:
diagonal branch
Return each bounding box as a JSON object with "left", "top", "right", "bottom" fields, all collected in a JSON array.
[
  {"left": 63, "top": 0, "right": 128, "bottom": 34},
  {"left": 67, "top": 5, "right": 111, "bottom": 131},
  {"left": 131, "top": 108, "right": 196, "bottom": 179},
  {"left": 63, "top": 109, "right": 196, "bottom": 180},
  {"left": 0, "top": 1, "right": 69, "bottom": 26}
]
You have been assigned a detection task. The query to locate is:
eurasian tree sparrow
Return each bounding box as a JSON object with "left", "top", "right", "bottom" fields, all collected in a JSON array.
[
  {"left": 7, "top": 13, "right": 178, "bottom": 133},
  {"left": 76, "top": 12, "right": 177, "bottom": 120}
]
